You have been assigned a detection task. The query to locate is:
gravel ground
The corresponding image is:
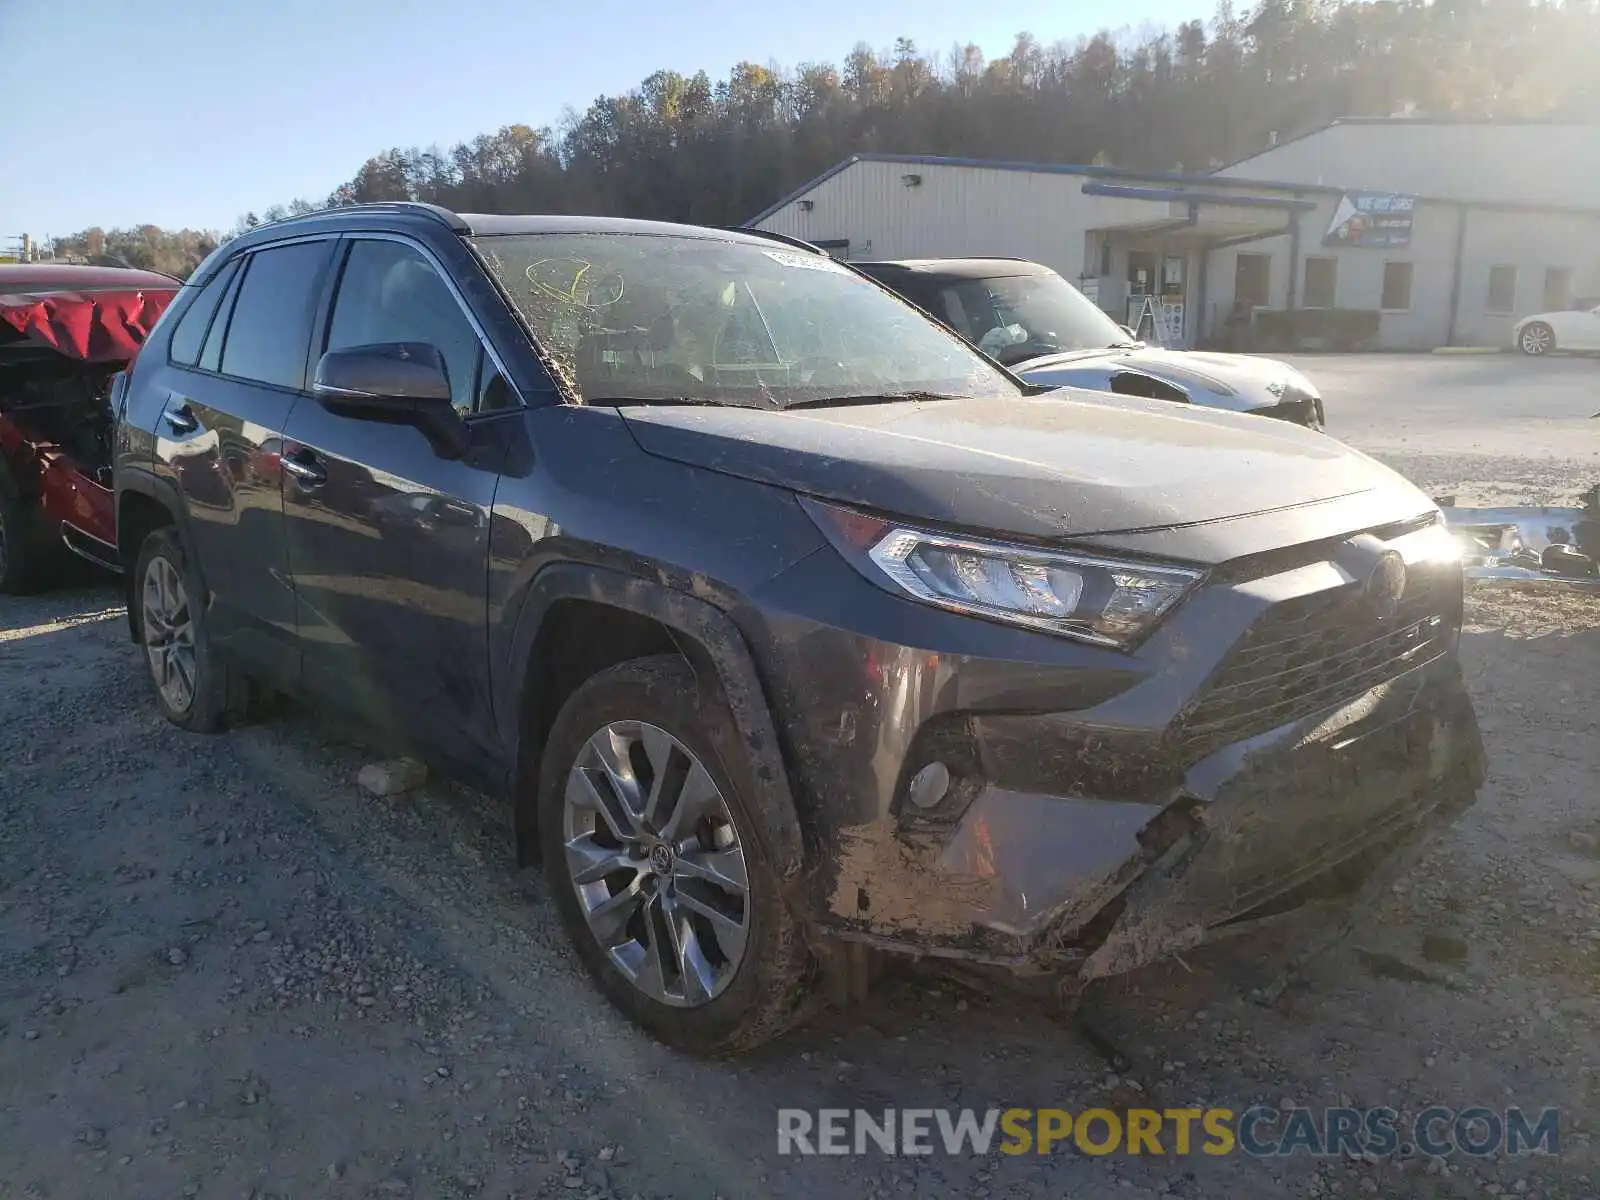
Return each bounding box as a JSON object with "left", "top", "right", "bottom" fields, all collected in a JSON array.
[
  {"left": 1286, "top": 351, "right": 1600, "bottom": 505},
  {"left": 3, "top": 360, "right": 1599, "bottom": 1198}
]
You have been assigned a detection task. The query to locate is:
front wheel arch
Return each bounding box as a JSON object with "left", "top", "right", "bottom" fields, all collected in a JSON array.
[{"left": 502, "top": 564, "right": 806, "bottom": 885}]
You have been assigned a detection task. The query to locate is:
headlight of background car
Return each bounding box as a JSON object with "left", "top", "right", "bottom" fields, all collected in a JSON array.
[
  {"left": 802, "top": 498, "right": 1203, "bottom": 649},
  {"left": 1280, "top": 365, "right": 1321, "bottom": 398}
]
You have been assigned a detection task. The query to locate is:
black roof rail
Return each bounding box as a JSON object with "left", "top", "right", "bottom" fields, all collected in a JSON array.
[
  {"left": 333, "top": 201, "right": 469, "bottom": 232},
  {"left": 247, "top": 201, "right": 469, "bottom": 235},
  {"left": 727, "top": 226, "right": 827, "bottom": 255}
]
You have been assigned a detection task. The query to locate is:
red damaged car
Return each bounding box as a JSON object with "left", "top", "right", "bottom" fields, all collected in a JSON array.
[{"left": 0, "top": 264, "right": 179, "bottom": 591}]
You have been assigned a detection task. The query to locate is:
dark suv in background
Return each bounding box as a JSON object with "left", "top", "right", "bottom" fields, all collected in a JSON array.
[{"left": 115, "top": 203, "right": 1483, "bottom": 1055}]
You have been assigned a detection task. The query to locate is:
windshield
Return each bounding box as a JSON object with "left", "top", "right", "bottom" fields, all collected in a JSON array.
[
  {"left": 929, "top": 271, "right": 1131, "bottom": 365},
  {"left": 470, "top": 233, "right": 1022, "bottom": 408}
]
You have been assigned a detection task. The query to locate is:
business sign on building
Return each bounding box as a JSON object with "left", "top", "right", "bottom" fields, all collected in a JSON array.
[{"left": 1324, "top": 192, "right": 1415, "bottom": 248}]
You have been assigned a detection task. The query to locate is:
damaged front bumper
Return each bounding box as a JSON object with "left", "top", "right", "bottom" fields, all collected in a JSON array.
[
  {"left": 1024, "top": 658, "right": 1481, "bottom": 980},
  {"left": 743, "top": 518, "right": 1486, "bottom": 984},
  {"left": 817, "top": 653, "right": 1482, "bottom": 981},
  {"left": 1439, "top": 485, "right": 1600, "bottom": 591}
]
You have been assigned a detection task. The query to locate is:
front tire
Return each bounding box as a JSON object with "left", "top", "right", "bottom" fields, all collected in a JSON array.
[
  {"left": 0, "top": 491, "right": 38, "bottom": 595},
  {"left": 537, "top": 655, "right": 814, "bottom": 1055},
  {"left": 1519, "top": 322, "right": 1555, "bottom": 356},
  {"left": 133, "top": 527, "right": 252, "bottom": 732}
]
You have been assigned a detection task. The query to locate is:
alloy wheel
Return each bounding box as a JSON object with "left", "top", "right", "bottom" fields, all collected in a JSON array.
[
  {"left": 142, "top": 555, "right": 197, "bottom": 713},
  {"left": 562, "top": 720, "right": 751, "bottom": 1008},
  {"left": 1521, "top": 325, "right": 1552, "bottom": 355}
]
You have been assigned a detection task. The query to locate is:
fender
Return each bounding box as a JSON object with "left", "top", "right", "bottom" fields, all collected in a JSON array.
[
  {"left": 115, "top": 468, "right": 209, "bottom": 644},
  {"left": 501, "top": 562, "right": 806, "bottom": 885}
]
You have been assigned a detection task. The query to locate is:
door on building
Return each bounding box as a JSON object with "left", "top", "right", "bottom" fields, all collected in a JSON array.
[
  {"left": 1124, "top": 250, "right": 1158, "bottom": 334},
  {"left": 1127, "top": 251, "right": 1157, "bottom": 299},
  {"left": 1235, "top": 253, "right": 1272, "bottom": 309}
]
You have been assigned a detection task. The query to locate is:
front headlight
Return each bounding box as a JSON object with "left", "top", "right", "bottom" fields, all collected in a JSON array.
[{"left": 802, "top": 498, "right": 1203, "bottom": 649}]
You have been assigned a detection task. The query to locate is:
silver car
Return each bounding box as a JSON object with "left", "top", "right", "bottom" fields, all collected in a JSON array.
[{"left": 855, "top": 257, "right": 1326, "bottom": 430}]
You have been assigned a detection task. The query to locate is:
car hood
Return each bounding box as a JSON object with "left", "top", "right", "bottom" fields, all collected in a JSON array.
[
  {"left": 1016, "top": 346, "right": 1307, "bottom": 412},
  {"left": 618, "top": 391, "right": 1427, "bottom": 554}
]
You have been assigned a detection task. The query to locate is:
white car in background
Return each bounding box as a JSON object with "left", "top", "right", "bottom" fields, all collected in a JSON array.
[
  {"left": 1514, "top": 300, "right": 1600, "bottom": 355},
  {"left": 852, "top": 257, "right": 1327, "bottom": 429}
]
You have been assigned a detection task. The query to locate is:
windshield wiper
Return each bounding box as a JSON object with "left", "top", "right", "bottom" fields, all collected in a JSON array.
[
  {"left": 783, "top": 392, "right": 967, "bottom": 411},
  {"left": 602, "top": 396, "right": 746, "bottom": 408}
]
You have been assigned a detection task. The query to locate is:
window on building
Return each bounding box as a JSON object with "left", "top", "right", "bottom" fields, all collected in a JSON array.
[
  {"left": 1544, "top": 267, "right": 1574, "bottom": 312},
  {"left": 1487, "top": 265, "right": 1518, "bottom": 315},
  {"left": 1381, "top": 261, "right": 1414, "bottom": 312},
  {"left": 1303, "top": 257, "right": 1338, "bottom": 308}
]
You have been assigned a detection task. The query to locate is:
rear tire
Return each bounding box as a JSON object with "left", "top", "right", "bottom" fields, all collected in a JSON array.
[
  {"left": 133, "top": 527, "right": 255, "bottom": 732},
  {"left": 1519, "top": 322, "right": 1555, "bottom": 356},
  {"left": 537, "top": 654, "right": 815, "bottom": 1055}
]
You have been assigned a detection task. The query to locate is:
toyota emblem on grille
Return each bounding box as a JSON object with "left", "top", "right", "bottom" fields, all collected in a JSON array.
[{"left": 1365, "top": 551, "right": 1407, "bottom": 620}]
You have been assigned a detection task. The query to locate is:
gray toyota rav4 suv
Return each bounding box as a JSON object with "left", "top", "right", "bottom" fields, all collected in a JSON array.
[{"left": 114, "top": 203, "right": 1484, "bottom": 1055}]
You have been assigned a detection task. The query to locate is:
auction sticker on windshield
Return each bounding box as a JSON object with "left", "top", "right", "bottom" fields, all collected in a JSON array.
[{"left": 763, "top": 249, "right": 848, "bottom": 272}]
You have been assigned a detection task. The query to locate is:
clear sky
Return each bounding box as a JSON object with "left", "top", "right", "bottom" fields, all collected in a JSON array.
[{"left": 1, "top": 0, "right": 1197, "bottom": 239}]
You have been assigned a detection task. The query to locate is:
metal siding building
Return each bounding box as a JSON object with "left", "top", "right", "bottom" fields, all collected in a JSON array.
[
  {"left": 750, "top": 121, "right": 1600, "bottom": 351},
  {"left": 1213, "top": 119, "right": 1600, "bottom": 209}
]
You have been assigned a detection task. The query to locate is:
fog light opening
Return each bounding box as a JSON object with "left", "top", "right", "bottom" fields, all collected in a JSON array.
[{"left": 907, "top": 761, "right": 952, "bottom": 810}]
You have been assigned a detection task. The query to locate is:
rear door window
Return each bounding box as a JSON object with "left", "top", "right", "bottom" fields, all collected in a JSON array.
[
  {"left": 219, "top": 240, "right": 334, "bottom": 390},
  {"left": 168, "top": 258, "right": 240, "bottom": 366}
]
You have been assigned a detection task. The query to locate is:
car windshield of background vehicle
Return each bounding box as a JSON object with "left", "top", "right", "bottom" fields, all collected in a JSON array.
[
  {"left": 936, "top": 272, "right": 1132, "bottom": 364},
  {"left": 470, "top": 233, "right": 1022, "bottom": 409}
]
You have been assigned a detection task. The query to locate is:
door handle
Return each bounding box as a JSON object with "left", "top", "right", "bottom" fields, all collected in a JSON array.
[
  {"left": 282, "top": 450, "right": 328, "bottom": 487},
  {"left": 162, "top": 405, "right": 199, "bottom": 435}
]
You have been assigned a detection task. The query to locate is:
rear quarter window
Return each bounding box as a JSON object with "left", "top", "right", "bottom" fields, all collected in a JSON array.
[
  {"left": 198, "top": 266, "right": 246, "bottom": 374},
  {"left": 168, "top": 259, "right": 241, "bottom": 366}
]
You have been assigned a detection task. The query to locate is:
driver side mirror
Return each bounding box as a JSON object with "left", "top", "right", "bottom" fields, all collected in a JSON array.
[{"left": 312, "top": 343, "right": 468, "bottom": 459}]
